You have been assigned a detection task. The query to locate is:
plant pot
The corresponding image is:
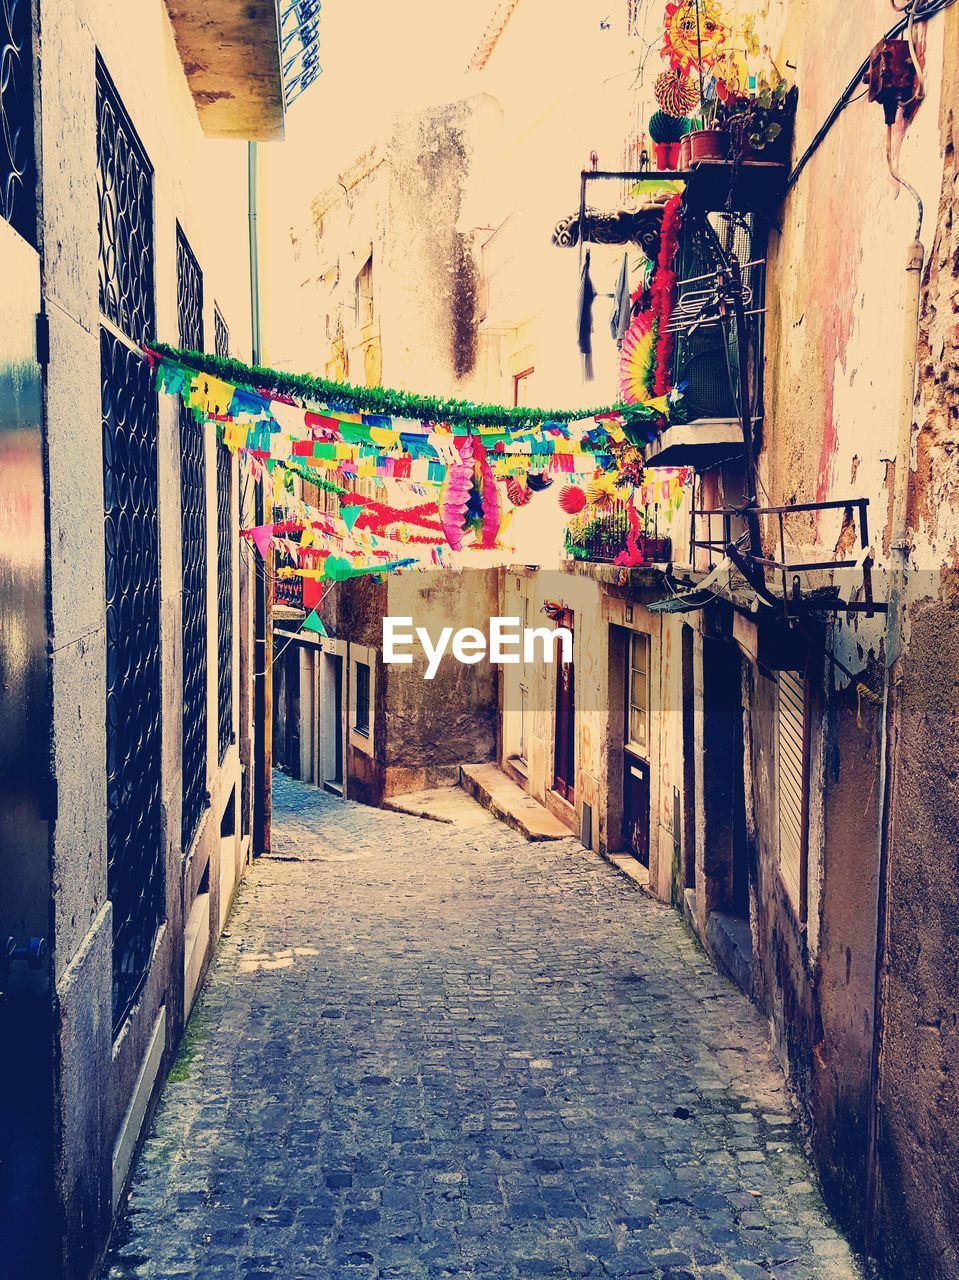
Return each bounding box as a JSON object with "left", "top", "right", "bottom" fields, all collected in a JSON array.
[
  {"left": 678, "top": 133, "right": 692, "bottom": 171},
  {"left": 687, "top": 128, "right": 728, "bottom": 165},
  {"left": 725, "top": 113, "right": 793, "bottom": 166},
  {"left": 653, "top": 141, "right": 682, "bottom": 170}
]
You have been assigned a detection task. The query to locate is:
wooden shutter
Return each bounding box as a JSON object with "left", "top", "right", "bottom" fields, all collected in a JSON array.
[{"left": 777, "top": 669, "right": 809, "bottom": 920}]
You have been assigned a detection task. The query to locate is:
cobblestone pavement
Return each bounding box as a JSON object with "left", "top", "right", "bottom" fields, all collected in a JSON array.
[{"left": 105, "top": 773, "right": 860, "bottom": 1280}]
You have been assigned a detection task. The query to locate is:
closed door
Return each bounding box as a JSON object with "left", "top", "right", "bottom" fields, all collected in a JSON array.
[
  {"left": 553, "top": 612, "right": 575, "bottom": 803},
  {"left": 624, "top": 750, "right": 650, "bottom": 867}
]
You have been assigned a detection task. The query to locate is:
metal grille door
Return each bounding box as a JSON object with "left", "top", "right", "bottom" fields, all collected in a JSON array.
[
  {"left": 214, "top": 308, "right": 233, "bottom": 762},
  {"left": 777, "top": 669, "right": 809, "bottom": 920},
  {"left": 176, "top": 225, "right": 207, "bottom": 848},
  {"left": 0, "top": 0, "right": 35, "bottom": 244},
  {"left": 97, "top": 59, "right": 163, "bottom": 1031}
]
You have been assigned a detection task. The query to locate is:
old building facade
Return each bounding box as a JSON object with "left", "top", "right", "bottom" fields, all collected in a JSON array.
[
  {"left": 0, "top": 1, "right": 289, "bottom": 1274},
  {"left": 470, "top": 4, "right": 959, "bottom": 1278},
  {"left": 270, "top": 2, "right": 959, "bottom": 1276}
]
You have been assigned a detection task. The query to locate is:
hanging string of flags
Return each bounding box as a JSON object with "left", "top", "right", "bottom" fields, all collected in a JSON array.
[{"left": 145, "top": 343, "right": 692, "bottom": 583}]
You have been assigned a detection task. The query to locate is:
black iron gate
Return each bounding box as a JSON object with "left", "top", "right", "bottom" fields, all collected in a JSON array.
[
  {"left": 176, "top": 225, "right": 208, "bottom": 848},
  {"left": 97, "top": 57, "right": 164, "bottom": 1032},
  {"left": 214, "top": 307, "right": 233, "bottom": 762}
]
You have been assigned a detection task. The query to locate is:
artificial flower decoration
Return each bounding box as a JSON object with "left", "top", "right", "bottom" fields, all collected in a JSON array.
[
  {"left": 662, "top": 0, "right": 728, "bottom": 77},
  {"left": 585, "top": 474, "right": 618, "bottom": 507}
]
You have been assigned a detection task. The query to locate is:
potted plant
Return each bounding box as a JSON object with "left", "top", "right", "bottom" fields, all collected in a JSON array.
[
  {"left": 648, "top": 110, "right": 690, "bottom": 171},
  {"left": 716, "top": 80, "right": 797, "bottom": 168}
]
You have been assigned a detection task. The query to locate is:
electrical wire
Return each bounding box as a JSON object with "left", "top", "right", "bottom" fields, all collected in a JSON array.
[
  {"left": 886, "top": 122, "right": 924, "bottom": 239},
  {"left": 784, "top": 0, "right": 955, "bottom": 196}
]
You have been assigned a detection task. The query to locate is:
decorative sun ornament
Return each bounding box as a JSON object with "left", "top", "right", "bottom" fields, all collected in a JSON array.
[
  {"left": 619, "top": 310, "right": 657, "bottom": 406},
  {"left": 662, "top": 0, "right": 728, "bottom": 77},
  {"left": 654, "top": 68, "right": 701, "bottom": 117}
]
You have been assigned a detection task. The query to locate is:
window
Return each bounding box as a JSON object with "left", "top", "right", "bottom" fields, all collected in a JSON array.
[
  {"left": 176, "top": 224, "right": 208, "bottom": 850},
  {"left": 354, "top": 661, "right": 370, "bottom": 737},
  {"left": 97, "top": 57, "right": 163, "bottom": 1032},
  {"left": 513, "top": 367, "right": 535, "bottom": 406},
  {"left": 214, "top": 306, "right": 233, "bottom": 763},
  {"left": 354, "top": 254, "right": 373, "bottom": 328},
  {"left": 627, "top": 631, "right": 650, "bottom": 754},
  {"left": 0, "top": 0, "right": 36, "bottom": 245},
  {"left": 777, "top": 669, "right": 810, "bottom": 921}
]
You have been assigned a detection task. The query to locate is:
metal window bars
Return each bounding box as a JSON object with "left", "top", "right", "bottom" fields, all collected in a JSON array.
[
  {"left": 176, "top": 225, "right": 208, "bottom": 850},
  {"left": 97, "top": 58, "right": 163, "bottom": 1033}
]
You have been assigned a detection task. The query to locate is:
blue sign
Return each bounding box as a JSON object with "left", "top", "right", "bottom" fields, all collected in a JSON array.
[{"left": 280, "top": 0, "right": 322, "bottom": 108}]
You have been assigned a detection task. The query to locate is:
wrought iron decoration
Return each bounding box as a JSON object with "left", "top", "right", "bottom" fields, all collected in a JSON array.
[
  {"left": 97, "top": 58, "right": 162, "bottom": 1030},
  {"left": 214, "top": 309, "right": 233, "bottom": 763},
  {"left": 177, "top": 226, "right": 208, "bottom": 850},
  {"left": 0, "top": 0, "right": 36, "bottom": 243}
]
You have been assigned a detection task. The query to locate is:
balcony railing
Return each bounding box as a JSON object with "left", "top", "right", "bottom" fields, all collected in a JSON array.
[
  {"left": 566, "top": 501, "right": 671, "bottom": 566},
  {"left": 690, "top": 497, "right": 883, "bottom": 616}
]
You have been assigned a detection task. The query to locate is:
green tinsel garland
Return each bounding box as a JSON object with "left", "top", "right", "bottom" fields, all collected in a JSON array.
[
  {"left": 283, "top": 458, "right": 349, "bottom": 495},
  {"left": 152, "top": 342, "right": 658, "bottom": 432}
]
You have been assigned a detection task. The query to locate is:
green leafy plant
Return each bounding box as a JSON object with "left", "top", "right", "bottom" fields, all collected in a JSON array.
[{"left": 715, "top": 82, "right": 797, "bottom": 161}]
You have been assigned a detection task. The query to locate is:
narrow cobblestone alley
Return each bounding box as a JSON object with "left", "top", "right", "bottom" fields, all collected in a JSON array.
[{"left": 104, "top": 775, "right": 860, "bottom": 1280}]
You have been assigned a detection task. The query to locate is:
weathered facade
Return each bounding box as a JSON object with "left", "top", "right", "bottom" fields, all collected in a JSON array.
[
  {"left": 462, "top": 3, "right": 959, "bottom": 1277},
  {"left": 263, "top": 2, "right": 958, "bottom": 1275},
  {"left": 0, "top": 1, "right": 282, "bottom": 1274},
  {"left": 269, "top": 98, "right": 509, "bottom": 803}
]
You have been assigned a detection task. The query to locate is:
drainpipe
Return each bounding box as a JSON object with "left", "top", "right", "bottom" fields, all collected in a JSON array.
[
  {"left": 249, "top": 140, "right": 272, "bottom": 855},
  {"left": 864, "top": 233, "right": 924, "bottom": 1256}
]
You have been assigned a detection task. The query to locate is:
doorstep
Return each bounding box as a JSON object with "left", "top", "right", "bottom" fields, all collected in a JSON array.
[
  {"left": 682, "top": 890, "right": 753, "bottom": 998},
  {"left": 603, "top": 852, "right": 651, "bottom": 891},
  {"left": 705, "top": 910, "right": 753, "bottom": 998},
  {"left": 381, "top": 786, "right": 494, "bottom": 829},
  {"left": 459, "top": 764, "right": 572, "bottom": 841}
]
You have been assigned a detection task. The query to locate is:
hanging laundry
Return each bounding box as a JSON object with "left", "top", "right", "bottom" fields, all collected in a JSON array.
[
  {"left": 611, "top": 252, "right": 632, "bottom": 346},
  {"left": 577, "top": 249, "right": 597, "bottom": 381}
]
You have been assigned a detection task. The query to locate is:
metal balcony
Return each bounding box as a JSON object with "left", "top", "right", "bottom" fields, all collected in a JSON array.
[{"left": 689, "top": 497, "right": 883, "bottom": 617}]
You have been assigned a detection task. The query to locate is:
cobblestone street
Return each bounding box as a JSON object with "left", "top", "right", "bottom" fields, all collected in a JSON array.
[{"left": 105, "top": 774, "right": 859, "bottom": 1280}]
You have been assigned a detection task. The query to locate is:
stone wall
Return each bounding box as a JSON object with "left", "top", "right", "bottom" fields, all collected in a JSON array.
[{"left": 875, "top": 9, "right": 959, "bottom": 1275}]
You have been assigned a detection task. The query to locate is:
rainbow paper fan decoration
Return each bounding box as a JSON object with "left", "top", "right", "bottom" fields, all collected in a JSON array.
[{"left": 619, "top": 310, "right": 657, "bottom": 406}]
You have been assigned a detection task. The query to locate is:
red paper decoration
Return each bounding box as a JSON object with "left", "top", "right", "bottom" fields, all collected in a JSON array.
[{"left": 559, "top": 485, "right": 587, "bottom": 515}]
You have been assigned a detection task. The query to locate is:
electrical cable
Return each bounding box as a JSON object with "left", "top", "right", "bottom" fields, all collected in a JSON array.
[{"left": 886, "top": 122, "right": 924, "bottom": 239}]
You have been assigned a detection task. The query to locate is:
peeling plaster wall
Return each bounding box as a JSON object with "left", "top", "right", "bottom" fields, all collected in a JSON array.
[
  {"left": 875, "top": 10, "right": 959, "bottom": 1277},
  {"left": 381, "top": 98, "right": 496, "bottom": 393},
  {"left": 742, "top": 0, "right": 954, "bottom": 1259}
]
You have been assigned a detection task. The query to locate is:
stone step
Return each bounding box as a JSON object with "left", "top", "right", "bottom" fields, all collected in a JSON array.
[
  {"left": 459, "top": 763, "right": 571, "bottom": 841},
  {"left": 381, "top": 786, "right": 495, "bottom": 828}
]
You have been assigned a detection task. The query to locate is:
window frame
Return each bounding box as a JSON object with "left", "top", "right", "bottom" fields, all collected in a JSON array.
[{"left": 625, "top": 630, "right": 650, "bottom": 757}]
